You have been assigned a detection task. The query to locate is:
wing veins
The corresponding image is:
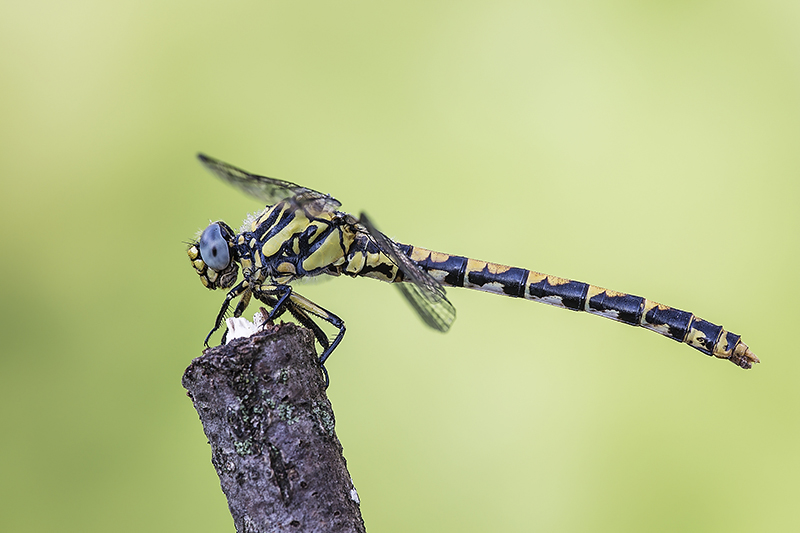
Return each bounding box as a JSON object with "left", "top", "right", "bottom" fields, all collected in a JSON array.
[
  {"left": 359, "top": 213, "right": 455, "bottom": 332},
  {"left": 197, "top": 153, "right": 341, "bottom": 213}
]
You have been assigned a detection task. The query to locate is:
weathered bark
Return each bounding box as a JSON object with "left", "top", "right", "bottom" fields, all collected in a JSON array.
[{"left": 182, "top": 322, "right": 365, "bottom": 533}]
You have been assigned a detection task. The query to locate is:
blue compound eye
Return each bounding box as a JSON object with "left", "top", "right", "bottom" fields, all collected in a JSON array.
[{"left": 199, "top": 223, "right": 231, "bottom": 271}]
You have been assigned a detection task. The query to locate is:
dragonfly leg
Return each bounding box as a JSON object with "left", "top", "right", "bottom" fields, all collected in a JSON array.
[
  {"left": 287, "top": 292, "right": 346, "bottom": 366},
  {"left": 232, "top": 290, "right": 252, "bottom": 318},
  {"left": 282, "top": 300, "right": 333, "bottom": 387},
  {"left": 252, "top": 284, "right": 294, "bottom": 321},
  {"left": 251, "top": 285, "right": 340, "bottom": 387},
  {"left": 250, "top": 284, "right": 326, "bottom": 340},
  {"left": 206, "top": 281, "right": 250, "bottom": 347},
  {"left": 284, "top": 303, "right": 331, "bottom": 352}
]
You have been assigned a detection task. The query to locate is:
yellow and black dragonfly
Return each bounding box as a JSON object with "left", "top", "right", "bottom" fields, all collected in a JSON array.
[{"left": 188, "top": 154, "right": 758, "bottom": 382}]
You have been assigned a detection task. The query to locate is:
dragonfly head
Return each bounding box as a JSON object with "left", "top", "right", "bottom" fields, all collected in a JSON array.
[{"left": 187, "top": 221, "right": 239, "bottom": 290}]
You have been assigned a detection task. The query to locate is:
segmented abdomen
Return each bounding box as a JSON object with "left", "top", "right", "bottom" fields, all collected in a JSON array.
[{"left": 402, "top": 245, "right": 758, "bottom": 369}]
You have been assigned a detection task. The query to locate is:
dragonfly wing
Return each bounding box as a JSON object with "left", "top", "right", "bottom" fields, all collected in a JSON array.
[
  {"left": 359, "top": 212, "right": 456, "bottom": 332},
  {"left": 394, "top": 281, "right": 457, "bottom": 332},
  {"left": 290, "top": 190, "right": 342, "bottom": 217},
  {"left": 197, "top": 153, "right": 341, "bottom": 212}
]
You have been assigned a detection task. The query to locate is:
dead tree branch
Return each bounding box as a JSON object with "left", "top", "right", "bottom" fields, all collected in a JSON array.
[{"left": 182, "top": 323, "right": 365, "bottom": 533}]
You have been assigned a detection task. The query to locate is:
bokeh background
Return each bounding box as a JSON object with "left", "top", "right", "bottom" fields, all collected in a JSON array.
[{"left": 1, "top": 1, "right": 798, "bottom": 531}]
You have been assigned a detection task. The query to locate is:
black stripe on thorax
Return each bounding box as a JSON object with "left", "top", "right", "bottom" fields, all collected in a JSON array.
[{"left": 256, "top": 203, "right": 296, "bottom": 242}]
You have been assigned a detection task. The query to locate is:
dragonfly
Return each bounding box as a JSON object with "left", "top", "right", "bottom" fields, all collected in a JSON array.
[{"left": 188, "top": 154, "right": 759, "bottom": 383}]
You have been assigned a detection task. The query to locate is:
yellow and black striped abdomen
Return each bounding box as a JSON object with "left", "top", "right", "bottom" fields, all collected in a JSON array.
[{"left": 403, "top": 245, "right": 758, "bottom": 369}]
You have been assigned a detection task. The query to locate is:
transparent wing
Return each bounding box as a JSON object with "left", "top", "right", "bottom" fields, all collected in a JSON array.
[
  {"left": 197, "top": 153, "right": 341, "bottom": 213},
  {"left": 394, "top": 282, "right": 456, "bottom": 333},
  {"left": 359, "top": 213, "right": 456, "bottom": 332}
]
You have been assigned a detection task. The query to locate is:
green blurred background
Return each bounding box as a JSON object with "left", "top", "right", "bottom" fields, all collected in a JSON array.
[{"left": 1, "top": 1, "right": 798, "bottom": 531}]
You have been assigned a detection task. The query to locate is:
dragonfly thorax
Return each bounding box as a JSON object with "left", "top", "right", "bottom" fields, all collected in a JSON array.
[{"left": 237, "top": 200, "right": 357, "bottom": 284}]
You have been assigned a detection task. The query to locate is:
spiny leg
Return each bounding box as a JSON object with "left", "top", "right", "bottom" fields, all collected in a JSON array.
[
  {"left": 206, "top": 281, "right": 250, "bottom": 346},
  {"left": 251, "top": 285, "right": 339, "bottom": 387},
  {"left": 232, "top": 290, "right": 252, "bottom": 318},
  {"left": 284, "top": 303, "right": 331, "bottom": 353},
  {"left": 283, "top": 301, "right": 333, "bottom": 387},
  {"left": 218, "top": 290, "right": 254, "bottom": 345},
  {"left": 250, "top": 284, "right": 329, "bottom": 349},
  {"left": 287, "top": 292, "right": 346, "bottom": 366},
  {"left": 252, "top": 284, "right": 294, "bottom": 322}
]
